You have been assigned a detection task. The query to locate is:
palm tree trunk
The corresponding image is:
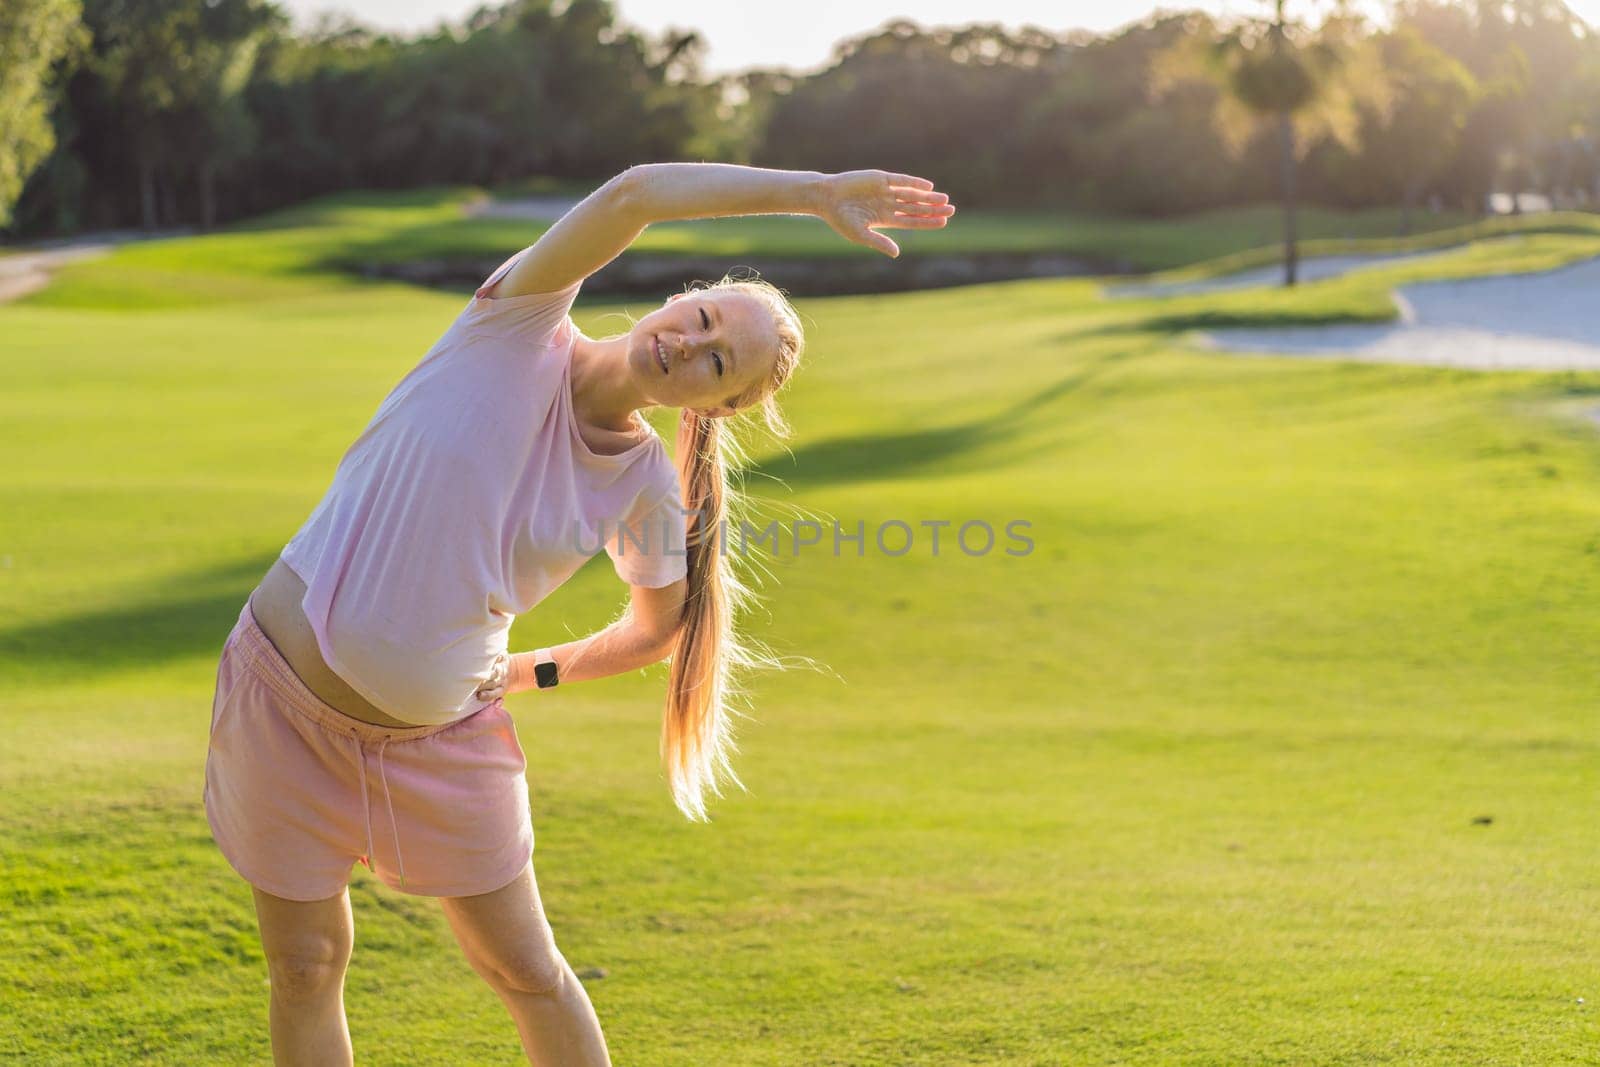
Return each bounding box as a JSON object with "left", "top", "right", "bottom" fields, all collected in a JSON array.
[{"left": 1278, "top": 109, "right": 1298, "bottom": 287}]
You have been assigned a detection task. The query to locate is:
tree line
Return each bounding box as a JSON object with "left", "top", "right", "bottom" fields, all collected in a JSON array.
[{"left": 3, "top": 0, "right": 1597, "bottom": 240}]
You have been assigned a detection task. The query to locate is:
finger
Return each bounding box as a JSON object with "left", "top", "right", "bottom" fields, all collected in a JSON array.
[
  {"left": 886, "top": 173, "right": 935, "bottom": 191},
  {"left": 864, "top": 229, "right": 900, "bottom": 258},
  {"left": 891, "top": 202, "right": 956, "bottom": 218},
  {"left": 884, "top": 213, "right": 951, "bottom": 229},
  {"left": 894, "top": 190, "right": 950, "bottom": 206}
]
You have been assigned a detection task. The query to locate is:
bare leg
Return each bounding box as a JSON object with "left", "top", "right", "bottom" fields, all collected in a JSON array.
[
  {"left": 252, "top": 886, "right": 355, "bottom": 1067},
  {"left": 440, "top": 862, "right": 611, "bottom": 1067}
]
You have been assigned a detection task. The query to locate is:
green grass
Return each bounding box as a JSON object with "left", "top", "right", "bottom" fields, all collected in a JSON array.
[{"left": 3, "top": 187, "right": 1599, "bottom": 1064}]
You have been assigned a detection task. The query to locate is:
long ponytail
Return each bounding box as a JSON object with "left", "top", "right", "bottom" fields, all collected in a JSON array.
[{"left": 660, "top": 275, "right": 804, "bottom": 821}]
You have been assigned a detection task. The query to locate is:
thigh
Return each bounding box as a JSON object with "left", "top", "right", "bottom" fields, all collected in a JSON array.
[
  {"left": 438, "top": 861, "right": 562, "bottom": 986},
  {"left": 206, "top": 640, "right": 365, "bottom": 901},
  {"left": 376, "top": 704, "right": 533, "bottom": 898},
  {"left": 253, "top": 886, "right": 355, "bottom": 970}
]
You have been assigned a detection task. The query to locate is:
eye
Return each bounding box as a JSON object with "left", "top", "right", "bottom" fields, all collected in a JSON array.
[{"left": 700, "top": 307, "right": 724, "bottom": 376}]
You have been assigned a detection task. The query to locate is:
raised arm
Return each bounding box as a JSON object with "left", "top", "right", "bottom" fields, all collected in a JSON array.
[
  {"left": 489, "top": 163, "right": 955, "bottom": 296},
  {"left": 624, "top": 162, "right": 829, "bottom": 222},
  {"left": 626, "top": 162, "right": 954, "bottom": 257}
]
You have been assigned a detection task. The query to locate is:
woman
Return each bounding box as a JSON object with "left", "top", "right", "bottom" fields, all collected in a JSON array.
[{"left": 203, "top": 162, "right": 954, "bottom": 1065}]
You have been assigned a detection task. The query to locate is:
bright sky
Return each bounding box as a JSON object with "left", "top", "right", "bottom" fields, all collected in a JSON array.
[{"left": 276, "top": 0, "right": 1600, "bottom": 75}]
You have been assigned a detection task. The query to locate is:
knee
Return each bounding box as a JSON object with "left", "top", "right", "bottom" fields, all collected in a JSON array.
[
  {"left": 484, "top": 945, "right": 567, "bottom": 997},
  {"left": 266, "top": 939, "right": 351, "bottom": 1004}
]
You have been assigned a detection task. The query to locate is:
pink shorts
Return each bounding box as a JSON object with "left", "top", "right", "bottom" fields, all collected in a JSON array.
[{"left": 204, "top": 598, "right": 534, "bottom": 902}]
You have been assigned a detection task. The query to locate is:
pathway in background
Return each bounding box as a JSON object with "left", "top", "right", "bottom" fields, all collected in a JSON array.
[{"left": 0, "top": 229, "right": 192, "bottom": 303}]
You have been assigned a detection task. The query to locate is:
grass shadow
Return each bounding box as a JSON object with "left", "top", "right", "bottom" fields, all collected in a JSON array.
[
  {"left": 1109, "top": 306, "right": 1399, "bottom": 336},
  {"left": 744, "top": 347, "right": 1146, "bottom": 491},
  {"left": 0, "top": 552, "right": 279, "bottom": 683}
]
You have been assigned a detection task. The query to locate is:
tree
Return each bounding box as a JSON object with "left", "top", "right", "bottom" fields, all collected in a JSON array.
[
  {"left": 1392, "top": 0, "right": 1590, "bottom": 213},
  {"left": 79, "top": 0, "right": 277, "bottom": 231},
  {"left": 1031, "top": 13, "right": 1256, "bottom": 215},
  {"left": 1357, "top": 28, "right": 1478, "bottom": 232},
  {"left": 1213, "top": 2, "right": 1349, "bottom": 285},
  {"left": 1558, "top": 52, "right": 1600, "bottom": 205},
  {"left": 0, "top": 0, "right": 89, "bottom": 230},
  {"left": 1157, "top": 4, "right": 1373, "bottom": 283},
  {"left": 755, "top": 20, "right": 1064, "bottom": 207},
  {"left": 165, "top": 0, "right": 283, "bottom": 229},
  {"left": 10, "top": 0, "right": 1594, "bottom": 237}
]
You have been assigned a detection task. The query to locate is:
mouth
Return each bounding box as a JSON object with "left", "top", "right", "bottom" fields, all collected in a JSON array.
[{"left": 653, "top": 336, "right": 669, "bottom": 376}]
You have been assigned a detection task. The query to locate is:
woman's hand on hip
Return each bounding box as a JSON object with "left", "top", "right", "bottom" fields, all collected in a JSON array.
[
  {"left": 814, "top": 170, "right": 955, "bottom": 258},
  {"left": 475, "top": 652, "right": 511, "bottom": 702}
]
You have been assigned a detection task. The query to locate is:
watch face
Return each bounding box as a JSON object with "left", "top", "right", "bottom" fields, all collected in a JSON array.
[{"left": 535, "top": 660, "right": 560, "bottom": 689}]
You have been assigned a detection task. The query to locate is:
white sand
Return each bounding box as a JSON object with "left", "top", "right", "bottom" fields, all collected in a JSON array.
[{"left": 1198, "top": 255, "right": 1600, "bottom": 371}]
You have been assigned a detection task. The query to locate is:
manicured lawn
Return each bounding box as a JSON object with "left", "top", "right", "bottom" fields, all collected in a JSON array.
[{"left": 2, "top": 188, "right": 1597, "bottom": 1064}]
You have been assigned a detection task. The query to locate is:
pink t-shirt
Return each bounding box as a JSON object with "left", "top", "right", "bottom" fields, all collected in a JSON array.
[{"left": 279, "top": 247, "right": 687, "bottom": 726}]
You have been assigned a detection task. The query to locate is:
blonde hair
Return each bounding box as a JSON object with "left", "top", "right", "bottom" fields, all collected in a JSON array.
[{"left": 662, "top": 272, "right": 804, "bottom": 820}]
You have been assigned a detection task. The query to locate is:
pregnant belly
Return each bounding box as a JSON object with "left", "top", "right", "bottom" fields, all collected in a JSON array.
[{"left": 249, "top": 557, "right": 421, "bottom": 730}]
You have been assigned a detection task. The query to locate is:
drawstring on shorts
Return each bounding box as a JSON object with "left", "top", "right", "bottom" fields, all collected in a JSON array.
[{"left": 349, "top": 728, "right": 407, "bottom": 888}]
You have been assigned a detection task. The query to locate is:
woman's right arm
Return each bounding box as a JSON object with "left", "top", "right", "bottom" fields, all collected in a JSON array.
[
  {"left": 624, "top": 162, "right": 954, "bottom": 258},
  {"left": 491, "top": 163, "right": 954, "bottom": 297},
  {"left": 487, "top": 172, "right": 646, "bottom": 298}
]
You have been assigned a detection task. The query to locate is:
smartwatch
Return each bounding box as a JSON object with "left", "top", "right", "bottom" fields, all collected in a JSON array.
[{"left": 533, "top": 647, "right": 560, "bottom": 690}]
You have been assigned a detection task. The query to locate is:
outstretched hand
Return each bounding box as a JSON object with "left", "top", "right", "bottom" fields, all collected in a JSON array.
[{"left": 814, "top": 170, "right": 955, "bottom": 258}]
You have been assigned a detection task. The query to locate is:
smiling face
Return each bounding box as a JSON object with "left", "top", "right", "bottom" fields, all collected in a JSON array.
[{"left": 628, "top": 289, "right": 781, "bottom": 418}]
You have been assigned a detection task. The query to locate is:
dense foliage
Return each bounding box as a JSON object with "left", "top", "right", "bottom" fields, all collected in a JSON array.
[
  {"left": 0, "top": 0, "right": 88, "bottom": 229},
  {"left": 4, "top": 0, "right": 1597, "bottom": 237}
]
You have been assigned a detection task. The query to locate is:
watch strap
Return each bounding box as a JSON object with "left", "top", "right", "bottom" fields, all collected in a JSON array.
[{"left": 533, "top": 647, "right": 559, "bottom": 690}]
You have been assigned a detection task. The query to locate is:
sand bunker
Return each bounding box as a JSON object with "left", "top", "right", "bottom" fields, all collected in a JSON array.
[{"left": 1197, "top": 255, "right": 1600, "bottom": 371}]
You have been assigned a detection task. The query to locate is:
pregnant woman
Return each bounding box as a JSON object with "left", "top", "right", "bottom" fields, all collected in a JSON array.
[{"left": 203, "top": 162, "right": 954, "bottom": 1065}]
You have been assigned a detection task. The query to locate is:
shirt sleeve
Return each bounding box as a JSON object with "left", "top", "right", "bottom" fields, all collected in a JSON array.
[
  {"left": 606, "top": 473, "right": 690, "bottom": 589},
  {"left": 458, "top": 246, "right": 583, "bottom": 343}
]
